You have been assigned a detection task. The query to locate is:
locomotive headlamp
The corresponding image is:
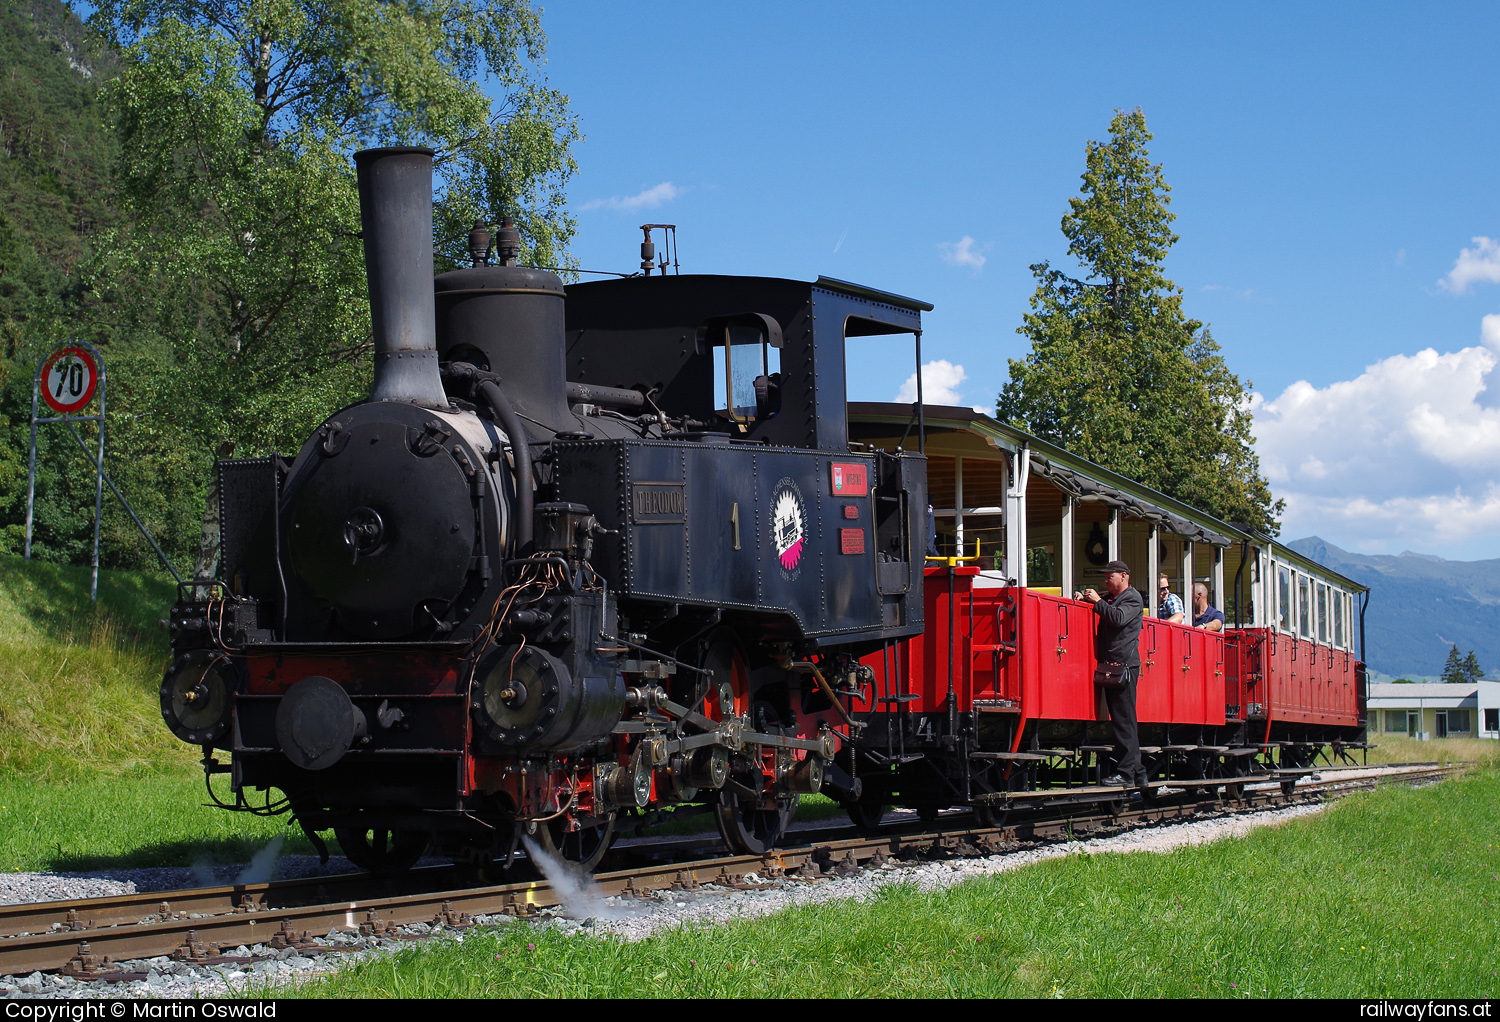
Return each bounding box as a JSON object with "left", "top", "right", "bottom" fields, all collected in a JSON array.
[{"left": 160, "top": 650, "right": 237, "bottom": 745}]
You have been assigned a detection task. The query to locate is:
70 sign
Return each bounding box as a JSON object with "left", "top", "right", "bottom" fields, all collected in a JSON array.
[{"left": 40, "top": 346, "right": 99, "bottom": 415}]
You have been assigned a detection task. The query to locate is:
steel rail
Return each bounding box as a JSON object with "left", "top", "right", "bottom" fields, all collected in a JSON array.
[{"left": 0, "top": 763, "right": 1456, "bottom": 977}]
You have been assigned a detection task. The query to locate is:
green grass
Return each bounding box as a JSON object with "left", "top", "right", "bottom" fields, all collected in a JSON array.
[
  {"left": 0, "top": 553, "right": 189, "bottom": 781},
  {"left": 0, "top": 554, "right": 324, "bottom": 872},
  {"left": 269, "top": 769, "right": 1500, "bottom": 999},
  {"left": 1363, "top": 733, "right": 1498, "bottom": 768},
  {"left": 0, "top": 767, "right": 318, "bottom": 873}
]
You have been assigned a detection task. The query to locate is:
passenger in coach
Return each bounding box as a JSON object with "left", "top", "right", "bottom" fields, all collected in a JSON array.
[
  {"left": 1192, "top": 583, "right": 1225, "bottom": 631},
  {"left": 1076, "top": 560, "right": 1145, "bottom": 788},
  {"left": 1157, "top": 575, "right": 1185, "bottom": 622}
]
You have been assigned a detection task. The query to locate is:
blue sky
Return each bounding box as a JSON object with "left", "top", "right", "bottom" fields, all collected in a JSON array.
[{"left": 529, "top": 2, "right": 1500, "bottom": 559}]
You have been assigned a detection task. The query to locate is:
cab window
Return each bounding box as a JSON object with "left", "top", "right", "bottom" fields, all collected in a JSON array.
[{"left": 704, "top": 315, "right": 782, "bottom": 427}]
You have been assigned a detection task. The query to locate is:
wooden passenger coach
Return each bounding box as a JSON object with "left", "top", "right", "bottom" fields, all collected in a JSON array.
[{"left": 844, "top": 404, "right": 1368, "bottom": 808}]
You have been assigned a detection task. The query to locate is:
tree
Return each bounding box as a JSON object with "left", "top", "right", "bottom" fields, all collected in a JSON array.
[
  {"left": 86, "top": 0, "right": 580, "bottom": 454},
  {"left": 1441, "top": 645, "right": 1465, "bottom": 684},
  {"left": 1462, "top": 650, "right": 1483, "bottom": 683},
  {"left": 0, "top": 1, "right": 584, "bottom": 570},
  {"left": 997, "top": 109, "right": 1282, "bottom": 533}
]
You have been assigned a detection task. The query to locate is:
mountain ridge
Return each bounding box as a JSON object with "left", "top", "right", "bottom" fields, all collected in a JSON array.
[{"left": 1285, "top": 536, "right": 1500, "bottom": 677}]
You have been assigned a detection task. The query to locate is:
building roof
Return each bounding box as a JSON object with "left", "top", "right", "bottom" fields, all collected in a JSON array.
[{"left": 1368, "top": 682, "right": 1482, "bottom": 708}]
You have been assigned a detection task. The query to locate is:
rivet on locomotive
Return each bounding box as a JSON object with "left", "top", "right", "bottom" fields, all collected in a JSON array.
[{"left": 160, "top": 147, "right": 931, "bottom": 873}]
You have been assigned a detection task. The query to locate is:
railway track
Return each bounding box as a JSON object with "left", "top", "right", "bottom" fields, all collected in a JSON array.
[{"left": 0, "top": 762, "right": 1456, "bottom": 980}]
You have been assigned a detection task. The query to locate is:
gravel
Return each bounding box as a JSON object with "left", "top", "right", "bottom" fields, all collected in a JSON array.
[{"left": 0, "top": 798, "right": 1333, "bottom": 1000}]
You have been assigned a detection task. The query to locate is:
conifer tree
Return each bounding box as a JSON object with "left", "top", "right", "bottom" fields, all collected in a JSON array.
[
  {"left": 997, "top": 109, "right": 1282, "bottom": 532},
  {"left": 1462, "top": 650, "right": 1483, "bottom": 683},
  {"left": 1441, "top": 645, "right": 1465, "bottom": 684}
]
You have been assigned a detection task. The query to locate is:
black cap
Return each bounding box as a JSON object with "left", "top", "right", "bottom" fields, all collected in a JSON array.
[{"left": 1100, "top": 559, "right": 1130, "bottom": 575}]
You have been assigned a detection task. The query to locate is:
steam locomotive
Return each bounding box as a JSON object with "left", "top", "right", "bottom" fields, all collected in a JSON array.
[
  {"left": 160, "top": 147, "right": 930, "bottom": 871},
  {"left": 161, "top": 148, "right": 1369, "bottom": 876}
]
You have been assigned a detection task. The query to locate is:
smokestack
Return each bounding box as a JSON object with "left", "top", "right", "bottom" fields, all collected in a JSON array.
[{"left": 354, "top": 147, "right": 448, "bottom": 407}]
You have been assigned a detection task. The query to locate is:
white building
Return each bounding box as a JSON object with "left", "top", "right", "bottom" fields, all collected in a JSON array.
[{"left": 1367, "top": 681, "right": 1500, "bottom": 740}]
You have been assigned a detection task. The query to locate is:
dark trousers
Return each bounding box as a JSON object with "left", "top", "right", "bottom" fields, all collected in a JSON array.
[{"left": 1102, "top": 666, "right": 1142, "bottom": 782}]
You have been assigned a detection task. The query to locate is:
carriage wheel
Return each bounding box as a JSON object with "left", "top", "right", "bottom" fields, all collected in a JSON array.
[
  {"left": 845, "top": 798, "right": 891, "bottom": 835},
  {"left": 973, "top": 804, "right": 1010, "bottom": 829},
  {"left": 334, "top": 826, "right": 429, "bottom": 876},
  {"left": 529, "top": 813, "right": 617, "bottom": 873}
]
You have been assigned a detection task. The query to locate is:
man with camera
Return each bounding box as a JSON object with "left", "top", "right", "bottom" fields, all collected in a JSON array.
[{"left": 1076, "top": 560, "right": 1145, "bottom": 788}]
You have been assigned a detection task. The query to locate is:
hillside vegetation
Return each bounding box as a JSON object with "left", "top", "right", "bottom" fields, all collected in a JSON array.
[{"left": 0, "top": 552, "right": 186, "bottom": 781}]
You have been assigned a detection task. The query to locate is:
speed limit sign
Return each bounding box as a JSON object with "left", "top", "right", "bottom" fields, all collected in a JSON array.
[{"left": 40, "top": 345, "right": 99, "bottom": 415}]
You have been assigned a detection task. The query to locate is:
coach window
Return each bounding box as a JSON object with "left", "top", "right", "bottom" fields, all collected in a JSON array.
[
  {"left": 1316, "top": 583, "right": 1329, "bottom": 643},
  {"left": 1333, "top": 588, "right": 1345, "bottom": 648},
  {"left": 1277, "top": 565, "right": 1292, "bottom": 633},
  {"left": 707, "top": 315, "right": 782, "bottom": 427}
]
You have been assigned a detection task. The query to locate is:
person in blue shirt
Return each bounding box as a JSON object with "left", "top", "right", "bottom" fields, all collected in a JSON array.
[
  {"left": 1157, "top": 575, "right": 1185, "bottom": 623},
  {"left": 1192, "top": 583, "right": 1225, "bottom": 631}
]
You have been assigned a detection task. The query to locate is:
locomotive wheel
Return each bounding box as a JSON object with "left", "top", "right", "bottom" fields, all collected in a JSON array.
[
  {"left": 698, "top": 631, "right": 750, "bottom": 722},
  {"left": 333, "top": 826, "right": 429, "bottom": 876},
  {"left": 715, "top": 792, "right": 798, "bottom": 855},
  {"left": 530, "top": 814, "right": 616, "bottom": 873}
]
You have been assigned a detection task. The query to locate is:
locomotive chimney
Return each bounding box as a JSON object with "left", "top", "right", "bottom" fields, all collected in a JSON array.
[{"left": 354, "top": 147, "right": 449, "bottom": 408}]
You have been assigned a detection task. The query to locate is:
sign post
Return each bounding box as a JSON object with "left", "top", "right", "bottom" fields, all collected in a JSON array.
[
  {"left": 24, "top": 342, "right": 184, "bottom": 600},
  {"left": 25, "top": 342, "right": 107, "bottom": 600}
]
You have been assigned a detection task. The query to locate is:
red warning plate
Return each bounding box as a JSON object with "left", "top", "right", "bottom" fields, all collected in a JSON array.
[
  {"left": 830, "top": 462, "right": 868, "bottom": 496},
  {"left": 40, "top": 346, "right": 99, "bottom": 415},
  {"left": 839, "top": 528, "right": 866, "bottom": 555}
]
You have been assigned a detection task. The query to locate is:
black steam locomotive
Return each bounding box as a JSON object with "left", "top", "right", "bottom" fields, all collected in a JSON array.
[{"left": 160, "top": 147, "right": 930, "bottom": 871}]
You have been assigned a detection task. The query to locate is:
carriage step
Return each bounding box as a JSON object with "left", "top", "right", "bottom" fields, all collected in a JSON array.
[
  {"left": 863, "top": 753, "right": 926, "bottom": 765},
  {"left": 1223, "top": 747, "right": 1261, "bottom": 757},
  {"left": 970, "top": 751, "right": 1049, "bottom": 761},
  {"left": 877, "top": 695, "right": 920, "bottom": 704}
]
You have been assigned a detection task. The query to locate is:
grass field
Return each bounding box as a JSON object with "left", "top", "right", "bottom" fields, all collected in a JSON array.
[
  {"left": 0, "top": 553, "right": 188, "bottom": 782},
  {"left": 0, "top": 555, "right": 316, "bottom": 871},
  {"left": 271, "top": 768, "right": 1500, "bottom": 999}
]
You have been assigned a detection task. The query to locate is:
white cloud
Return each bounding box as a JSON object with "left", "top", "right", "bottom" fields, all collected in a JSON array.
[
  {"left": 579, "top": 182, "right": 681, "bottom": 213},
  {"left": 1252, "top": 315, "right": 1500, "bottom": 556},
  {"left": 1438, "top": 236, "right": 1500, "bottom": 293},
  {"left": 1200, "top": 284, "right": 1256, "bottom": 299},
  {"left": 938, "top": 236, "right": 987, "bottom": 272},
  {"left": 895, "top": 360, "right": 967, "bottom": 404}
]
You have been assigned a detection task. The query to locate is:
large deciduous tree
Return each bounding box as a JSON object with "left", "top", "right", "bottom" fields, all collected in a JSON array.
[
  {"left": 86, "top": 0, "right": 580, "bottom": 454},
  {"left": 996, "top": 109, "right": 1282, "bottom": 533}
]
